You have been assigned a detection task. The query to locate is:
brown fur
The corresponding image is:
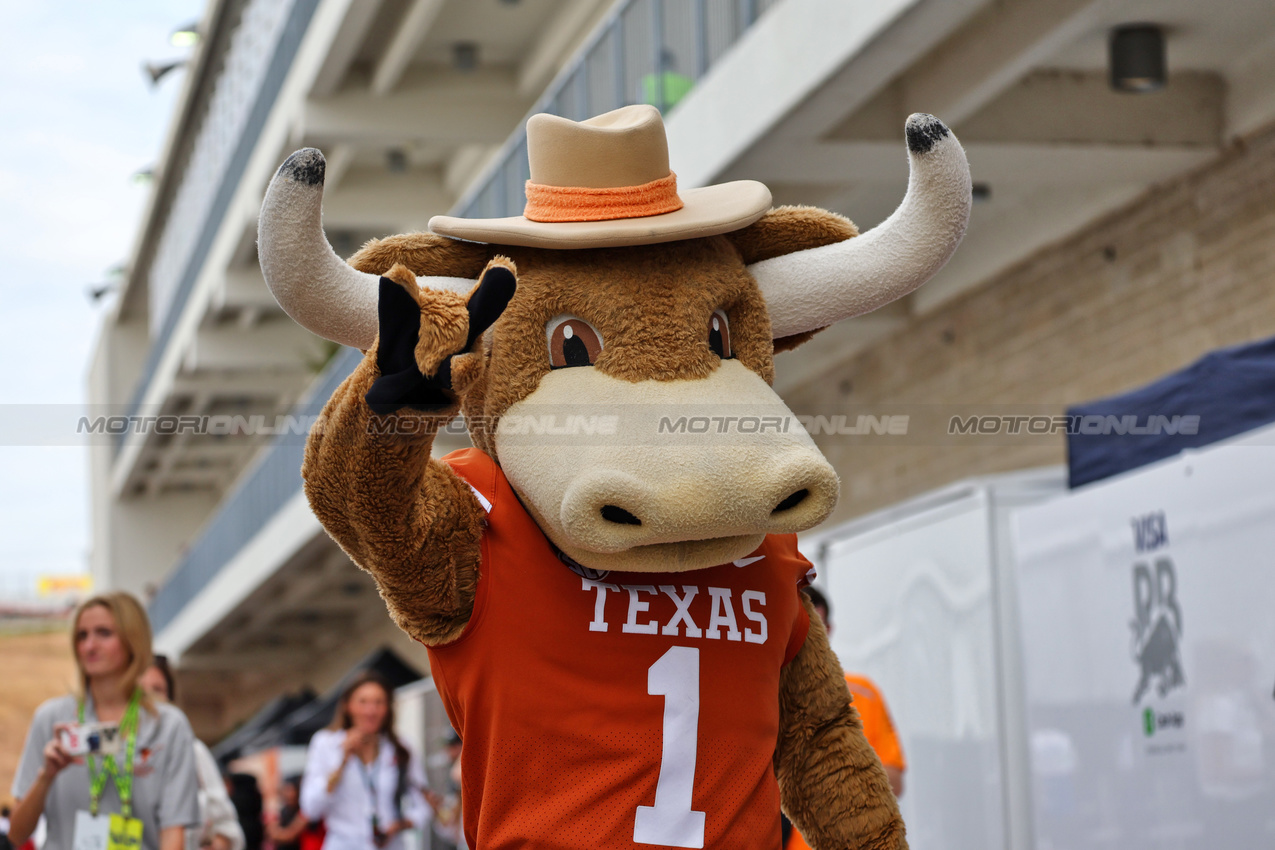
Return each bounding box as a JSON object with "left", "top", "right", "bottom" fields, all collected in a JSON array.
[
  {"left": 379, "top": 263, "right": 472, "bottom": 376},
  {"left": 726, "top": 205, "right": 858, "bottom": 265},
  {"left": 350, "top": 232, "right": 491, "bottom": 278},
  {"left": 301, "top": 271, "right": 486, "bottom": 646},
  {"left": 778, "top": 595, "right": 908, "bottom": 849},
  {"left": 461, "top": 237, "right": 775, "bottom": 460},
  {"left": 304, "top": 361, "right": 484, "bottom": 645},
  {"left": 303, "top": 209, "right": 902, "bottom": 847},
  {"left": 773, "top": 329, "right": 821, "bottom": 354}
]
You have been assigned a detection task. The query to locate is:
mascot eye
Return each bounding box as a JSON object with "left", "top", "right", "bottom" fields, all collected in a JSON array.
[
  {"left": 547, "top": 316, "right": 604, "bottom": 368},
  {"left": 708, "top": 309, "right": 732, "bottom": 359}
]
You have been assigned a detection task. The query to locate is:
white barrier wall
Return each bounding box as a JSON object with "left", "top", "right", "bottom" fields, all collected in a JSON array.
[
  {"left": 1012, "top": 431, "right": 1275, "bottom": 849},
  {"left": 812, "top": 470, "right": 1063, "bottom": 850}
]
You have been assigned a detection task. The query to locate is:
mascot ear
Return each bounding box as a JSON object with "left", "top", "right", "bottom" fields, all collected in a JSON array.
[
  {"left": 728, "top": 206, "right": 860, "bottom": 266},
  {"left": 349, "top": 231, "right": 492, "bottom": 279},
  {"left": 726, "top": 206, "right": 858, "bottom": 353}
]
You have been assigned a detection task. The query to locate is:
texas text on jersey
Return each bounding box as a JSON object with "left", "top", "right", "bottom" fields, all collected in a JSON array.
[{"left": 427, "top": 448, "right": 813, "bottom": 850}]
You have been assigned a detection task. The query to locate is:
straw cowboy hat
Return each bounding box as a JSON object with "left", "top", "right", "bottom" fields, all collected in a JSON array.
[
  {"left": 428, "top": 104, "right": 772, "bottom": 249},
  {"left": 259, "top": 111, "right": 972, "bottom": 349}
]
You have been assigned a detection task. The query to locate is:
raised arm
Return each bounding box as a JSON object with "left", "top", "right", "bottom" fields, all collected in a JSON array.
[
  {"left": 776, "top": 596, "right": 907, "bottom": 850},
  {"left": 302, "top": 261, "right": 516, "bottom": 645},
  {"left": 9, "top": 719, "right": 72, "bottom": 846}
]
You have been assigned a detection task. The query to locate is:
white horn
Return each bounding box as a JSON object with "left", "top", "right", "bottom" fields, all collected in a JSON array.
[
  {"left": 258, "top": 148, "right": 476, "bottom": 350},
  {"left": 751, "top": 114, "right": 971, "bottom": 340}
]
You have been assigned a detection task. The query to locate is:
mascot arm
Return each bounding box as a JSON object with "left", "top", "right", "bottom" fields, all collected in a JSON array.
[
  {"left": 302, "top": 261, "right": 516, "bottom": 646},
  {"left": 776, "top": 595, "right": 907, "bottom": 850}
]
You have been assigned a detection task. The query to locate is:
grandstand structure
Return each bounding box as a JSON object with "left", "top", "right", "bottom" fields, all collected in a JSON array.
[{"left": 87, "top": 0, "right": 1275, "bottom": 739}]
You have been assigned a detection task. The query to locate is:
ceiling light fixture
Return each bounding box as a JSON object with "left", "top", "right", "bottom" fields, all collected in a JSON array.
[
  {"left": 170, "top": 21, "right": 201, "bottom": 48},
  {"left": 1109, "top": 24, "right": 1166, "bottom": 93},
  {"left": 453, "top": 42, "right": 479, "bottom": 72}
]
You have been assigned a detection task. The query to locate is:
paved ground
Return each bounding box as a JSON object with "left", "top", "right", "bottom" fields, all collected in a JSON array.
[{"left": 0, "top": 623, "right": 77, "bottom": 805}]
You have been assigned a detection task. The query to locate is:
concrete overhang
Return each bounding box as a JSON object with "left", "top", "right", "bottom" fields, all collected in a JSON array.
[{"left": 658, "top": 0, "right": 1275, "bottom": 397}]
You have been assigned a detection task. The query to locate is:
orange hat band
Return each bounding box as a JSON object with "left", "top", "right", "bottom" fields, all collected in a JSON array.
[{"left": 523, "top": 172, "right": 684, "bottom": 223}]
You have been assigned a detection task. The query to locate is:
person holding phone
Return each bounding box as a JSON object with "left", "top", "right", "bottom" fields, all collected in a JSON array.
[
  {"left": 9, "top": 593, "right": 200, "bottom": 850},
  {"left": 299, "top": 673, "right": 431, "bottom": 850}
]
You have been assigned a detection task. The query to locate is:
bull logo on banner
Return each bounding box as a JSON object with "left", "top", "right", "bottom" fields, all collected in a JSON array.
[{"left": 1130, "top": 557, "right": 1185, "bottom": 704}]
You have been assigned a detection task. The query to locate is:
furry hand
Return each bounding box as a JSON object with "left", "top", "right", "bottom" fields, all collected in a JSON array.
[{"left": 366, "top": 261, "right": 516, "bottom": 414}]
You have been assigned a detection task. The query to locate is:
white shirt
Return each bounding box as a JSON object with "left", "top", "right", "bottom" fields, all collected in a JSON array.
[
  {"left": 192, "top": 739, "right": 245, "bottom": 850},
  {"left": 300, "top": 730, "right": 429, "bottom": 850}
]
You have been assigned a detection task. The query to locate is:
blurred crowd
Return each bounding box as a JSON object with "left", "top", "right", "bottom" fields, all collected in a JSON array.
[
  {"left": 2, "top": 593, "right": 464, "bottom": 850},
  {"left": 4, "top": 588, "right": 903, "bottom": 850}
]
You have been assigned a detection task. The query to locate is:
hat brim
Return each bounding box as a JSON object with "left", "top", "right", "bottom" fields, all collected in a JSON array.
[{"left": 428, "top": 180, "right": 772, "bottom": 249}]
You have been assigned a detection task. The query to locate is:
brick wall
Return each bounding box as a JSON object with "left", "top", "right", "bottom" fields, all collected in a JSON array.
[{"left": 787, "top": 121, "right": 1275, "bottom": 526}]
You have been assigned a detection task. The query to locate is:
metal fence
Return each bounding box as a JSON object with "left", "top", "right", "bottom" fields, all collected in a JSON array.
[
  {"left": 149, "top": 346, "right": 361, "bottom": 633},
  {"left": 122, "top": 0, "right": 319, "bottom": 451},
  {"left": 149, "top": 0, "right": 785, "bottom": 629}
]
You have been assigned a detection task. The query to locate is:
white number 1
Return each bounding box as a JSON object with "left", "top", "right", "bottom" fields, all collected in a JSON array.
[{"left": 634, "top": 646, "right": 707, "bottom": 848}]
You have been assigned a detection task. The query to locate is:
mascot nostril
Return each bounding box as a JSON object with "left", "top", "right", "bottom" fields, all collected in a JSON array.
[
  {"left": 264, "top": 103, "right": 969, "bottom": 850},
  {"left": 773, "top": 489, "right": 809, "bottom": 514},
  {"left": 600, "top": 504, "right": 642, "bottom": 526}
]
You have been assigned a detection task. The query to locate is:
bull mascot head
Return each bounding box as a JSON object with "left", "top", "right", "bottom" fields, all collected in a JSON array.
[{"left": 260, "top": 105, "right": 969, "bottom": 850}]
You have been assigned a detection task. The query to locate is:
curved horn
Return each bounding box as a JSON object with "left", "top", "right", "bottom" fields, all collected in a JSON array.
[
  {"left": 258, "top": 148, "right": 476, "bottom": 350},
  {"left": 751, "top": 114, "right": 971, "bottom": 340}
]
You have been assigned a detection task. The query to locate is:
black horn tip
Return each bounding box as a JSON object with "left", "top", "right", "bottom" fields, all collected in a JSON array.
[
  {"left": 905, "top": 113, "right": 951, "bottom": 155},
  {"left": 279, "top": 148, "right": 326, "bottom": 186}
]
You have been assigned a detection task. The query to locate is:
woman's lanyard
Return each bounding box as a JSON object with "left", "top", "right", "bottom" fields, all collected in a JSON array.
[
  {"left": 356, "top": 741, "right": 380, "bottom": 833},
  {"left": 79, "top": 690, "right": 142, "bottom": 818}
]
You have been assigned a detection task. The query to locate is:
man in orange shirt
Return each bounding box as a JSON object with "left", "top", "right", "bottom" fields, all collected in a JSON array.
[
  {"left": 784, "top": 588, "right": 906, "bottom": 850},
  {"left": 842, "top": 672, "right": 907, "bottom": 796},
  {"left": 804, "top": 587, "right": 907, "bottom": 796}
]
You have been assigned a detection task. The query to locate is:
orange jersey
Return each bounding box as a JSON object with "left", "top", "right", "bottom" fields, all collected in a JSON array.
[
  {"left": 786, "top": 674, "right": 905, "bottom": 850},
  {"left": 843, "top": 674, "right": 905, "bottom": 771},
  {"left": 431, "top": 448, "right": 814, "bottom": 850}
]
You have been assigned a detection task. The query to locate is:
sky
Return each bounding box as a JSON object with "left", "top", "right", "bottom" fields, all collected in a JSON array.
[{"left": 0, "top": 1, "right": 204, "bottom": 600}]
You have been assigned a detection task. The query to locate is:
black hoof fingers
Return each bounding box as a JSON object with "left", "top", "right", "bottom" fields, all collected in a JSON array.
[{"left": 464, "top": 266, "right": 518, "bottom": 346}]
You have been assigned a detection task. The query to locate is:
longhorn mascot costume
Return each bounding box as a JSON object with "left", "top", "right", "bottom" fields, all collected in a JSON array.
[{"left": 259, "top": 106, "right": 970, "bottom": 850}]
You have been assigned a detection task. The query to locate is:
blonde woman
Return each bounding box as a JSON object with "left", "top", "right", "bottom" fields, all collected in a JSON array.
[{"left": 9, "top": 593, "right": 201, "bottom": 850}]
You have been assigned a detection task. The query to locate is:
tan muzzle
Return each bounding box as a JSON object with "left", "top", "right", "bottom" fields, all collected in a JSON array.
[{"left": 495, "top": 360, "right": 839, "bottom": 573}]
